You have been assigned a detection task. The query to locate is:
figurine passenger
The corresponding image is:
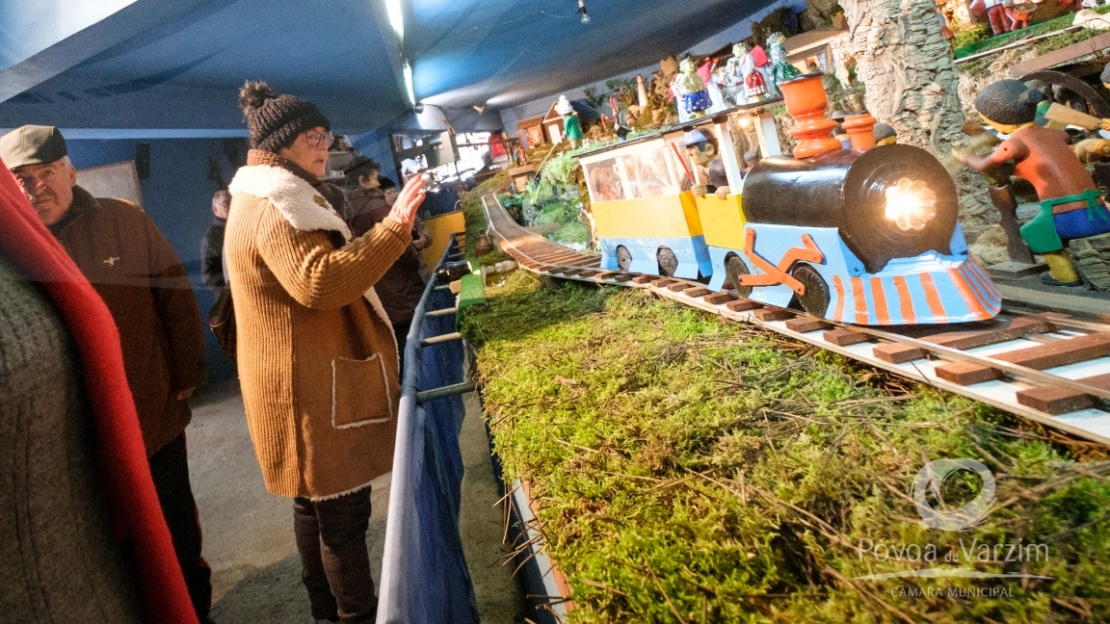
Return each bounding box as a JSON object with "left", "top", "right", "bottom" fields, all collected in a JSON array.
[
  {"left": 721, "top": 44, "right": 749, "bottom": 106},
  {"left": 980, "top": 0, "right": 1014, "bottom": 35},
  {"left": 767, "top": 33, "right": 801, "bottom": 89},
  {"left": 955, "top": 79, "right": 1110, "bottom": 285},
  {"left": 675, "top": 57, "right": 712, "bottom": 119},
  {"left": 684, "top": 129, "right": 730, "bottom": 199},
  {"left": 555, "top": 95, "right": 584, "bottom": 148},
  {"left": 737, "top": 42, "right": 768, "bottom": 103},
  {"left": 874, "top": 123, "right": 898, "bottom": 146}
]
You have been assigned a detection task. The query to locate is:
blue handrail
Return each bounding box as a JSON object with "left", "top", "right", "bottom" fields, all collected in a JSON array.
[{"left": 376, "top": 236, "right": 479, "bottom": 624}]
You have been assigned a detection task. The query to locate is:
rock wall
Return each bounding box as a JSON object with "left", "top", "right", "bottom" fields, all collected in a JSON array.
[
  {"left": 841, "top": 0, "right": 998, "bottom": 260},
  {"left": 1070, "top": 232, "right": 1110, "bottom": 290}
]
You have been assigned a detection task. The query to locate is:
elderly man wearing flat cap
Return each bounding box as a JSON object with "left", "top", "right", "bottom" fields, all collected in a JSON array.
[{"left": 0, "top": 125, "right": 213, "bottom": 623}]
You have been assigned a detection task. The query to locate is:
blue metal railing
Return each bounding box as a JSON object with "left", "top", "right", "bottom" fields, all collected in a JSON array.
[{"left": 376, "top": 236, "right": 479, "bottom": 624}]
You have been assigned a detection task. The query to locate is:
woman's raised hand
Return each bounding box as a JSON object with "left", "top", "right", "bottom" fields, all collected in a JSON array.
[{"left": 389, "top": 174, "right": 428, "bottom": 231}]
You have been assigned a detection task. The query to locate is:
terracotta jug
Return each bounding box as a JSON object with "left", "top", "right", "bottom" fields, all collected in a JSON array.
[{"left": 476, "top": 234, "right": 494, "bottom": 257}]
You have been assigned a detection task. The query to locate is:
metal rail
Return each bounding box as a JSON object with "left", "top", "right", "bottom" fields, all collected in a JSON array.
[{"left": 480, "top": 192, "right": 1110, "bottom": 447}]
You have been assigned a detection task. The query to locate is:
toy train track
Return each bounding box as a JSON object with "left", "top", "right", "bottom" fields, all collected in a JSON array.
[{"left": 480, "top": 193, "right": 1110, "bottom": 447}]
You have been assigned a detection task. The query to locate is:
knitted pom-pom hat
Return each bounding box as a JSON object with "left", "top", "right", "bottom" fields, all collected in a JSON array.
[{"left": 238, "top": 81, "right": 330, "bottom": 153}]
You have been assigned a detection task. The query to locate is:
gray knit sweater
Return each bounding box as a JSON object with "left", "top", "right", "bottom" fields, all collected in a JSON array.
[{"left": 0, "top": 257, "right": 142, "bottom": 623}]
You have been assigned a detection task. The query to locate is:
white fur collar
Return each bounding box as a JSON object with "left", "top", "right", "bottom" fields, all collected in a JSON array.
[
  {"left": 229, "top": 164, "right": 398, "bottom": 368},
  {"left": 229, "top": 164, "right": 353, "bottom": 241}
]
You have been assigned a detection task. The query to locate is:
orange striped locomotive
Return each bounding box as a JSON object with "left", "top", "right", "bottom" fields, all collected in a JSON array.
[{"left": 720, "top": 143, "right": 1001, "bottom": 324}]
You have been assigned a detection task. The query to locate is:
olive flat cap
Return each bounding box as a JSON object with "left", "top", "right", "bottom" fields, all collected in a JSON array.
[{"left": 0, "top": 125, "right": 68, "bottom": 169}]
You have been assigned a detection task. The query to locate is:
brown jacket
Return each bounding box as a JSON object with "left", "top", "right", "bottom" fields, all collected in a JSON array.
[
  {"left": 49, "top": 186, "right": 206, "bottom": 456},
  {"left": 347, "top": 187, "right": 429, "bottom": 326},
  {"left": 226, "top": 155, "right": 411, "bottom": 499}
]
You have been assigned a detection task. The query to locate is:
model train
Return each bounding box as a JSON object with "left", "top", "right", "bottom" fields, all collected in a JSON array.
[{"left": 579, "top": 102, "right": 1000, "bottom": 325}]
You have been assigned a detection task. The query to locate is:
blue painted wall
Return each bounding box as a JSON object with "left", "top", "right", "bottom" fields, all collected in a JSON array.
[{"left": 66, "top": 136, "right": 246, "bottom": 384}]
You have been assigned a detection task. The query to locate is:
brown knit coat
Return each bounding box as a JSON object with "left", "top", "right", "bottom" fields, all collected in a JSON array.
[{"left": 226, "top": 154, "right": 411, "bottom": 499}]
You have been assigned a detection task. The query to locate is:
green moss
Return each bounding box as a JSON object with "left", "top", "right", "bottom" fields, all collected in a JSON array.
[
  {"left": 953, "top": 24, "right": 990, "bottom": 51},
  {"left": 460, "top": 171, "right": 509, "bottom": 258},
  {"left": 1032, "top": 27, "right": 1105, "bottom": 56},
  {"left": 955, "top": 6, "right": 1110, "bottom": 59},
  {"left": 463, "top": 272, "right": 1110, "bottom": 623}
]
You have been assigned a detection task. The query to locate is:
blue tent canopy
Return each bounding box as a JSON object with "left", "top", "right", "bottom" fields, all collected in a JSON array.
[{"left": 0, "top": 0, "right": 774, "bottom": 135}]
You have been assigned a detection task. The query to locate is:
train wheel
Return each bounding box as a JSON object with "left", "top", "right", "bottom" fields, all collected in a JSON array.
[
  {"left": 616, "top": 245, "right": 632, "bottom": 271},
  {"left": 790, "top": 264, "right": 830, "bottom": 317},
  {"left": 724, "top": 254, "right": 752, "bottom": 297},
  {"left": 657, "top": 247, "right": 678, "bottom": 276}
]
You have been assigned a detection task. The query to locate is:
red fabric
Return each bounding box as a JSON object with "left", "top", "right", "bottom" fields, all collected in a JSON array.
[
  {"left": 696, "top": 59, "right": 714, "bottom": 85},
  {"left": 749, "top": 45, "right": 769, "bottom": 68},
  {"left": 0, "top": 163, "right": 198, "bottom": 624},
  {"left": 488, "top": 134, "right": 506, "bottom": 158}
]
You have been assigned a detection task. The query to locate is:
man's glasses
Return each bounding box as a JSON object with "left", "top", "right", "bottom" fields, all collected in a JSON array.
[{"left": 304, "top": 130, "right": 335, "bottom": 149}]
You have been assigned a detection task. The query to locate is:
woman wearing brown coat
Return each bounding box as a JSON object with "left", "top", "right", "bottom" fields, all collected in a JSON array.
[{"left": 224, "top": 82, "right": 425, "bottom": 624}]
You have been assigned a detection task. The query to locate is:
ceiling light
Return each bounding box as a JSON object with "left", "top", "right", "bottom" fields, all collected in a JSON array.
[
  {"left": 403, "top": 60, "right": 416, "bottom": 106},
  {"left": 577, "top": 0, "right": 590, "bottom": 24},
  {"left": 473, "top": 105, "right": 486, "bottom": 114},
  {"left": 387, "top": 0, "right": 404, "bottom": 40}
]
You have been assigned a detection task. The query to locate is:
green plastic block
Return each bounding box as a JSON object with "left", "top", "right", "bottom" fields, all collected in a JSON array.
[{"left": 458, "top": 273, "right": 486, "bottom": 310}]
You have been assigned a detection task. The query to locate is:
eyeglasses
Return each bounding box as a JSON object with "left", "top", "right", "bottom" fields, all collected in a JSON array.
[{"left": 304, "top": 130, "right": 334, "bottom": 149}]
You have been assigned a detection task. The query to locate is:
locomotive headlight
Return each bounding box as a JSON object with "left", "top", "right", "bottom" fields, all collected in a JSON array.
[{"left": 884, "top": 177, "right": 937, "bottom": 232}]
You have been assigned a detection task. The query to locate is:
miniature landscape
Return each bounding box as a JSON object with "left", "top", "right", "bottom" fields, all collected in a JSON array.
[{"left": 462, "top": 272, "right": 1110, "bottom": 623}]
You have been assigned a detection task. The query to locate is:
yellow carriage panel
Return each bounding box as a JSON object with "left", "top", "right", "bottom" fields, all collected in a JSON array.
[
  {"left": 592, "top": 192, "right": 704, "bottom": 239},
  {"left": 691, "top": 193, "right": 746, "bottom": 250}
]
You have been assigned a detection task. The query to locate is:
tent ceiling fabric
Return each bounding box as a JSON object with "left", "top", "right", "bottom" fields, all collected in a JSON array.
[
  {"left": 409, "top": 0, "right": 775, "bottom": 109},
  {"left": 0, "top": 0, "right": 770, "bottom": 134},
  {"left": 0, "top": 0, "right": 408, "bottom": 133}
]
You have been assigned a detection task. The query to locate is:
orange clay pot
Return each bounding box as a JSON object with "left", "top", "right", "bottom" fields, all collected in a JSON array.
[
  {"left": 779, "top": 73, "right": 841, "bottom": 159},
  {"left": 842, "top": 112, "right": 877, "bottom": 152}
]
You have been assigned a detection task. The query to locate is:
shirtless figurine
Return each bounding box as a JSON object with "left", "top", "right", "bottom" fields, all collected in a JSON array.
[{"left": 955, "top": 79, "right": 1110, "bottom": 285}]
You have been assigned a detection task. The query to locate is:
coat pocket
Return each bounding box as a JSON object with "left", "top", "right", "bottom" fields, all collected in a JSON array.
[{"left": 331, "top": 354, "right": 393, "bottom": 429}]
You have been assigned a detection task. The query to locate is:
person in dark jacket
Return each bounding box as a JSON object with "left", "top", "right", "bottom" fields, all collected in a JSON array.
[
  {"left": 341, "top": 156, "right": 383, "bottom": 222},
  {"left": 1, "top": 125, "right": 213, "bottom": 624},
  {"left": 347, "top": 174, "right": 431, "bottom": 358},
  {"left": 201, "top": 189, "right": 230, "bottom": 291}
]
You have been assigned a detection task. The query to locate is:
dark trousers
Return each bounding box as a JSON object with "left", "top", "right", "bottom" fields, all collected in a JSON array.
[
  {"left": 293, "top": 488, "right": 377, "bottom": 624},
  {"left": 393, "top": 320, "right": 412, "bottom": 372},
  {"left": 149, "top": 433, "right": 212, "bottom": 622}
]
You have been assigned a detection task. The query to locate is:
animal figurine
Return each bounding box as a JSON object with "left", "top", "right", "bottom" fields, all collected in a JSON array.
[{"left": 954, "top": 79, "right": 1110, "bottom": 285}]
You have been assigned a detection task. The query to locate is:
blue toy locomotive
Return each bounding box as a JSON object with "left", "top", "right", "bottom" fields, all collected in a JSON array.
[{"left": 580, "top": 102, "right": 1000, "bottom": 325}]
